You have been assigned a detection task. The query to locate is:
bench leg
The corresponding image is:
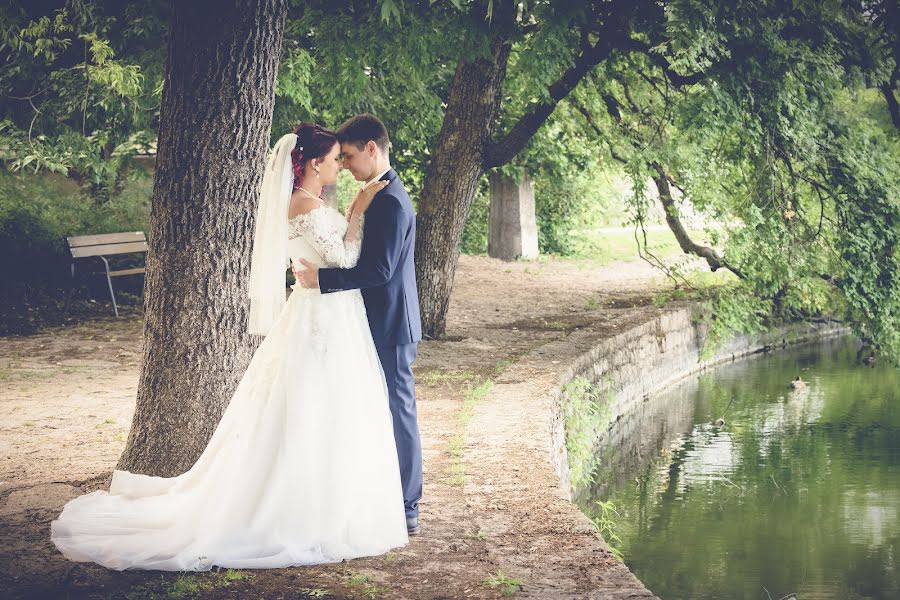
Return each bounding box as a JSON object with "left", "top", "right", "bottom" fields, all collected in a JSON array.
[
  {"left": 63, "top": 262, "right": 76, "bottom": 314},
  {"left": 99, "top": 256, "right": 119, "bottom": 317}
]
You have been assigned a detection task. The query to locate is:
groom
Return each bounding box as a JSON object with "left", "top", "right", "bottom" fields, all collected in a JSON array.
[{"left": 294, "top": 114, "right": 424, "bottom": 535}]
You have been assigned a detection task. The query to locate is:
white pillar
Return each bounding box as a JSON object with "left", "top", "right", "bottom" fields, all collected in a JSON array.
[{"left": 488, "top": 172, "right": 539, "bottom": 261}]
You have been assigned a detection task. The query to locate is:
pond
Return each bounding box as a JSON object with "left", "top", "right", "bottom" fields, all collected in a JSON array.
[{"left": 578, "top": 337, "right": 900, "bottom": 600}]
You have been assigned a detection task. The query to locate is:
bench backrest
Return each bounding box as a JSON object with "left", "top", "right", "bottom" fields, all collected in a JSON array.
[{"left": 67, "top": 232, "right": 148, "bottom": 259}]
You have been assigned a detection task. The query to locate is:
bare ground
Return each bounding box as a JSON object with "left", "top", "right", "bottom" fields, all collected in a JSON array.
[{"left": 0, "top": 255, "right": 677, "bottom": 599}]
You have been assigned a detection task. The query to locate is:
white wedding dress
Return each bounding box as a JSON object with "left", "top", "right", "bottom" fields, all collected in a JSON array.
[{"left": 50, "top": 206, "right": 408, "bottom": 571}]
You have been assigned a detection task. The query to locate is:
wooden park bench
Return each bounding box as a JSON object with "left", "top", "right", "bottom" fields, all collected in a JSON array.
[{"left": 66, "top": 232, "right": 148, "bottom": 317}]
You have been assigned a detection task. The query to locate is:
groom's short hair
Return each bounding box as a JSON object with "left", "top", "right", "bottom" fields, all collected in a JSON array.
[{"left": 336, "top": 114, "right": 390, "bottom": 154}]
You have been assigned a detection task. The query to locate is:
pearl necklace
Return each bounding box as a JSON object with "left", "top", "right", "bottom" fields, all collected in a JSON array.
[{"left": 296, "top": 186, "right": 323, "bottom": 201}]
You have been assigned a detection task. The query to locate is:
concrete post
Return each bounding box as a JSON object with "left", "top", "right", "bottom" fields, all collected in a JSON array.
[{"left": 488, "top": 172, "right": 539, "bottom": 260}]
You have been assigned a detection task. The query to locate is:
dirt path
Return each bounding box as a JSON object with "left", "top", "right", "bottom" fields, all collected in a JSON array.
[{"left": 0, "top": 255, "right": 676, "bottom": 599}]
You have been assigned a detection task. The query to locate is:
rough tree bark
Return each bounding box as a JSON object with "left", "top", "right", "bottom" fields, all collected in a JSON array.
[{"left": 118, "top": 0, "right": 288, "bottom": 477}]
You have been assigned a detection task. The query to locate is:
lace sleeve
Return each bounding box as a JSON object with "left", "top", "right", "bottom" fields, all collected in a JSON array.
[
  {"left": 339, "top": 213, "right": 365, "bottom": 266},
  {"left": 293, "top": 209, "right": 364, "bottom": 268}
]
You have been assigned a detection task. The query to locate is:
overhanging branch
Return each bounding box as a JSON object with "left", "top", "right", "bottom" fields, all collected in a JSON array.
[
  {"left": 482, "top": 33, "right": 619, "bottom": 170},
  {"left": 620, "top": 37, "right": 706, "bottom": 87},
  {"left": 652, "top": 162, "right": 745, "bottom": 279},
  {"left": 881, "top": 83, "right": 900, "bottom": 130},
  {"left": 571, "top": 97, "right": 628, "bottom": 163}
]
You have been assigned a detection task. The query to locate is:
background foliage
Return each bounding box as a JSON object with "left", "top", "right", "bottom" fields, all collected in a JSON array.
[{"left": 1, "top": 0, "right": 898, "bottom": 362}]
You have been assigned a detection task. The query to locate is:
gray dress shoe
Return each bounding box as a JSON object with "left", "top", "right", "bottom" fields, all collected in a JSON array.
[{"left": 406, "top": 516, "right": 420, "bottom": 535}]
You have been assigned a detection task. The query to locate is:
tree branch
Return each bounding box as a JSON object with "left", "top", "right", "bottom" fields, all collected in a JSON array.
[
  {"left": 571, "top": 98, "right": 628, "bottom": 163},
  {"left": 600, "top": 93, "right": 623, "bottom": 124},
  {"left": 652, "top": 162, "right": 745, "bottom": 279},
  {"left": 620, "top": 37, "right": 706, "bottom": 87},
  {"left": 881, "top": 83, "right": 900, "bottom": 130},
  {"left": 575, "top": 91, "right": 743, "bottom": 280},
  {"left": 482, "top": 33, "right": 619, "bottom": 170},
  {"left": 616, "top": 74, "right": 645, "bottom": 115}
]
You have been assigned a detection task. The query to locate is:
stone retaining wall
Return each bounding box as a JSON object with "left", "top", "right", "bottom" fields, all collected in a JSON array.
[{"left": 551, "top": 305, "right": 847, "bottom": 499}]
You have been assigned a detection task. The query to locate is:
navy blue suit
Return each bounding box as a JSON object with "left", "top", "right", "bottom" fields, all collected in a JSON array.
[{"left": 318, "top": 169, "right": 423, "bottom": 520}]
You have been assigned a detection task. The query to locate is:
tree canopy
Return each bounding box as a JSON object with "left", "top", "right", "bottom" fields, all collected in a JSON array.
[
  {"left": 0, "top": 1, "right": 168, "bottom": 198},
  {"left": 2, "top": 0, "right": 898, "bottom": 361}
]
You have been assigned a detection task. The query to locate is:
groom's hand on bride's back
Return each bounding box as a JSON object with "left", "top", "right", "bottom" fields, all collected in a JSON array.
[{"left": 293, "top": 259, "right": 319, "bottom": 290}]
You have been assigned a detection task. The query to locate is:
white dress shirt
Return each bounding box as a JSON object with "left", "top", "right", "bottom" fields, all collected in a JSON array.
[{"left": 366, "top": 167, "right": 391, "bottom": 188}]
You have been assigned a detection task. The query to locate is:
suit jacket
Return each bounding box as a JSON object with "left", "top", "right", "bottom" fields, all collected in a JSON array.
[{"left": 318, "top": 169, "right": 422, "bottom": 346}]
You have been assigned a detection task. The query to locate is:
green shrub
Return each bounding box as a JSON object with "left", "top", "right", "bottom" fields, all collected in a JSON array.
[
  {"left": 0, "top": 164, "right": 153, "bottom": 332},
  {"left": 0, "top": 165, "right": 152, "bottom": 280},
  {"left": 535, "top": 167, "right": 627, "bottom": 256}
]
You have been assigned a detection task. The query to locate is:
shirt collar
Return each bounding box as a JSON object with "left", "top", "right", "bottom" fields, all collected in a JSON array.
[{"left": 366, "top": 167, "right": 391, "bottom": 187}]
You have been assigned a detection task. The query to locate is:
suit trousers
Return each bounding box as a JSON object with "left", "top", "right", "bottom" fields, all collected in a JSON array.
[{"left": 375, "top": 343, "right": 422, "bottom": 520}]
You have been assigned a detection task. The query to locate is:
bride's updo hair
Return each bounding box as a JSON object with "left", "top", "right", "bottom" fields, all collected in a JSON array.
[{"left": 291, "top": 123, "right": 338, "bottom": 188}]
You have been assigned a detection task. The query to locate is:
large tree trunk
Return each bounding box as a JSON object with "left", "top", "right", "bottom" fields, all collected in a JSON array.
[
  {"left": 414, "top": 7, "right": 621, "bottom": 337},
  {"left": 414, "top": 42, "right": 511, "bottom": 338},
  {"left": 118, "top": 0, "right": 288, "bottom": 477}
]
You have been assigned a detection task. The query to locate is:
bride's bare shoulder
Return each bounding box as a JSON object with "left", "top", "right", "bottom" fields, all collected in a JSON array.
[{"left": 288, "top": 195, "right": 325, "bottom": 220}]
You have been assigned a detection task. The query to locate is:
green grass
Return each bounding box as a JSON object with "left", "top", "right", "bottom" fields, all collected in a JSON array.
[
  {"left": 122, "top": 585, "right": 158, "bottom": 600},
  {"left": 591, "top": 499, "right": 624, "bottom": 561},
  {"left": 447, "top": 433, "right": 465, "bottom": 460},
  {"left": 164, "top": 575, "right": 202, "bottom": 599},
  {"left": 651, "top": 268, "right": 736, "bottom": 306},
  {"left": 118, "top": 570, "right": 255, "bottom": 599},
  {"left": 446, "top": 378, "right": 494, "bottom": 485},
  {"left": 437, "top": 359, "right": 511, "bottom": 483},
  {"left": 492, "top": 359, "right": 513, "bottom": 376},
  {"left": 345, "top": 571, "right": 388, "bottom": 598},
  {"left": 463, "top": 217, "right": 714, "bottom": 270},
  {"left": 219, "top": 569, "right": 253, "bottom": 586},
  {"left": 446, "top": 461, "right": 467, "bottom": 486},
  {"left": 459, "top": 379, "right": 493, "bottom": 425},
  {"left": 562, "top": 377, "right": 614, "bottom": 488},
  {"left": 420, "top": 369, "right": 478, "bottom": 386},
  {"left": 483, "top": 570, "right": 525, "bottom": 596},
  {"left": 567, "top": 227, "right": 711, "bottom": 265}
]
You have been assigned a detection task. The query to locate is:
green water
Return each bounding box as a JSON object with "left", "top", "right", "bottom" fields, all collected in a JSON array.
[{"left": 579, "top": 337, "right": 900, "bottom": 600}]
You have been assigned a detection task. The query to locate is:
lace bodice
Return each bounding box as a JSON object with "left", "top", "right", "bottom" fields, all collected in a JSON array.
[{"left": 287, "top": 206, "right": 364, "bottom": 269}]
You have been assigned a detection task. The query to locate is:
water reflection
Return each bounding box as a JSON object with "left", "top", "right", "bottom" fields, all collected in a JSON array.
[{"left": 578, "top": 337, "right": 900, "bottom": 600}]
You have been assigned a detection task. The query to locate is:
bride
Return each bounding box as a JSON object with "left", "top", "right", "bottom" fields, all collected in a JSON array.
[{"left": 50, "top": 123, "right": 408, "bottom": 571}]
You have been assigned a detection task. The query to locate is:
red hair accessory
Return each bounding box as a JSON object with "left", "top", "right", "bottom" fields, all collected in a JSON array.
[{"left": 291, "top": 145, "right": 305, "bottom": 181}]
